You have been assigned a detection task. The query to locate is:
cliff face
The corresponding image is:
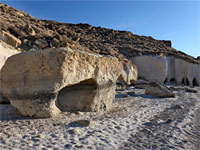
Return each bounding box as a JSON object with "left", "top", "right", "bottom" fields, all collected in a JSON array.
[
  {"left": 0, "top": 3, "right": 199, "bottom": 86},
  {"left": 132, "top": 56, "right": 200, "bottom": 86}
]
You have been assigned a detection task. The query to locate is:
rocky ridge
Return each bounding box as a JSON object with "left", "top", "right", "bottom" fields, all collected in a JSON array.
[{"left": 0, "top": 2, "right": 199, "bottom": 64}]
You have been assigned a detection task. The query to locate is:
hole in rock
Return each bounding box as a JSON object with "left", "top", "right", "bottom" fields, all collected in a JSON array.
[
  {"left": 170, "top": 78, "right": 176, "bottom": 83},
  {"left": 56, "top": 78, "right": 98, "bottom": 112},
  {"left": 192, "top": 77, "right": 199, "bottom": 86},
  {"left": 164, "top": 78, "right": 168, "bottom": 84},
  {"left": 185, "top": 78, "right": 189, "bottom": 86},
  {"left": 181, "top": 78, "right": 185, "bottom": 84}
]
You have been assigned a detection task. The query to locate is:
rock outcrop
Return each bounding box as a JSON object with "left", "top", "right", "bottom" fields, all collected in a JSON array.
[
  {"left": 117, "top": 62, "right": 138, "bottom": 85},
  {"left": 0, "top": 48, "right": 123, "bottom": 118},
  {"left": 131, "top": 55, "right": 167, "bottom": 83},
  {"left": 0, "top": 31, "right": 21, "bottom": 47},
  {"left": 0, "top": 3, "right": 199, "bottom": 86},
  {"left": 0, "top": 40, "right": 21, "bottom": 103},
  {"left": 145, "top": 82, "right": 175, "bottom": 98},
  {"left": 0, "top": 40, "right": 20, "bottom": 69},
  {"left": 131, "top": 55, "right": 200, "bottom": 86}
]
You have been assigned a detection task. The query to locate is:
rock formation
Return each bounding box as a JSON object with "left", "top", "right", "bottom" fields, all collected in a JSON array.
[
  {"left": 0, "top": 40, "right": 21, "bottom": 103},
  {"left": 0, "top": 2, "right": 199, "bottom": 87},
  {"left": 0, "top": 40, "right": 20, "bottom": 69},
  {"left": 131, "top": 56, "right": 200, "bottom": 86},
  {"left": 0, "top": 48, "right": 123, "bottom": 118},
  {"left": 145, "top": 81, "right": 175, "bottom": 98},
  {"left": 0, "top": 31, "right": 21, "bottom": 47}
]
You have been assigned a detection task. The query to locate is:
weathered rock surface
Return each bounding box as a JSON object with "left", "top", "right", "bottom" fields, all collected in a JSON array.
[
  {"left": 117, "top": 62, "right": 138, "bottom": 85},
  {"left": 0, "top": 3, "right": 199, "bottom": 86},
  {"left": 0, "top": 48, "right": 123, "bottom": 118},
  {"left": 132, "top": 55, "right": 200, "bottom": 86},
  {"left": 145, "top": 81, "right": 175, "bottom": 98},
  {"left": 0, "top": 31, "right": 21, "bottom": 47},
  {"left": 0, "top": 40, "right": 21, "bottom": 103},
  {"left": 0, "top": 40, "right": 20, "bottom": 69},
  {"left": 131, "top": 55, "right": 167, "bottom": 83}
]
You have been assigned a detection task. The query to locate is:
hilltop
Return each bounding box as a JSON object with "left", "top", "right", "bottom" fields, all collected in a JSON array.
[{"left": 0, "top": 3, "right": 199, "bottom": 64}]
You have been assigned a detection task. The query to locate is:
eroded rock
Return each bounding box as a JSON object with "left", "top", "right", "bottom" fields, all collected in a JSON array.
[
  {"left": 0, "top": 31, "right": 21, "bottom": 47},
  {"left": 117, "top": 62, "right": 138, "bottom": 85},
  {"left": 0, "top": 40, "right": 20, "bottom": 69},
  {"left": 0, "top": 47, "right": 123, "bottom": 118},
  {"left": 145, "top": 81, "right": 175, "bottom": 98}
]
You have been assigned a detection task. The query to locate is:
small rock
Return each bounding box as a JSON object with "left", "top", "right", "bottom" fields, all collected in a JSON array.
[
  {"left": 165, "top": 119, "right": 172, "bottom": 124},
  {"left": 65, "top": 144, "right": 72, "bottom": 149},
  {"left": 68, "top": 129, "right": 78, "bottom": 135},
  {"left": 170, "top": 104, "right": 184, "bottom": 109},
  {"left": 127, "top": 91, "right": 136, "bottom": 96},
  {"left": 74, "top": 111, "right": 84, "bottom": 115},
  {"left": 145, "top": 81, "right": 175, "bottom": 98},
  {"left": 68, "top": 120, "right": 95, "bottom": 127},
  {"left": 25, "top": 24, "right": 36, "bottom": 36}
]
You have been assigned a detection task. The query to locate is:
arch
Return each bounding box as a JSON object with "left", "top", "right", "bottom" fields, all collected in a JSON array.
[
  {"left": 164, "top": 78, "right": 168, "bottom": 84},
  {"left": 192, "top": 77, "right": 199, "bottom": 86},
  {"left": 185, "top": 78, "right": 189, "bottom": 86},
  {"left": 56, "top": 78, "right": 98, "bottom": 112},
  {"left": 170, "top": 78, "right": 176, "bottom": 83},
  {"left": 181, "top": 78, "right": 185, "bottom": 85}
]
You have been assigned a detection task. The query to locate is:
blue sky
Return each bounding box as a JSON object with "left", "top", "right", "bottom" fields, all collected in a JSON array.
[{"left": 1, "top": 0, "right": 200, "bottom": 57}]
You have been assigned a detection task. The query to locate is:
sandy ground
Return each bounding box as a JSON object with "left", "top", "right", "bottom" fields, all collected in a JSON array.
[{"left": 0, "top": 85, "right": 200, "bottom": 150}]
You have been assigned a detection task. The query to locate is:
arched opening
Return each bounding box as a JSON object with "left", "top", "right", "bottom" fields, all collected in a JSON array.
[
  {"left": 185, "top": 78, "right": 189, "bottom": 86},
  {"left": 192, "top": 77, "right": 199, "bottom": 86},
  {"left": 56, "top": 78, "right": 98, "bottom": 112},
  {"left": 181, "top": 78, "right": 185, "bottom": 85},
  {"left": 170, "top": 78, "right": 176, "bottom": 83},
  {"left": 164, "top": 78, "right": 168, "bottom": 84}
]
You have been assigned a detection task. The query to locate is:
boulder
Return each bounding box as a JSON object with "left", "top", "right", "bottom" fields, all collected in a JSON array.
[
  {"left": 0, "top": 31, "right": 21, "bottom": 47},
  {"left": 25, "top": 24, "right": 36, "bottom": 36},
  {"left": 145, "top": 81, "right": 175, "bottom": 98},
  {"left": 0, "top": 47, "right": 123, "bottom": 118}
]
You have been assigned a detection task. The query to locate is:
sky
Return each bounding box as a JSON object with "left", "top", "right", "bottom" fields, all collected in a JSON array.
[{"left": 1, "top": 0, "right": 200, "bottom": 57}]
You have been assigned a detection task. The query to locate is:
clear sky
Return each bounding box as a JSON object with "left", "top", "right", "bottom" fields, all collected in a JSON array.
[{"left": 1, "top": 0, "right": 200, "bottom": 57}]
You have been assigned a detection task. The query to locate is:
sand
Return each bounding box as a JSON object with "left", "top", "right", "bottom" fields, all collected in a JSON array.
[{"left": 0, "top": 85, "right": 200, "bottom": 150}]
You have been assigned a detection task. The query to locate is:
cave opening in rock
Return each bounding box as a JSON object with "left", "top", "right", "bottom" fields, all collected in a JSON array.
[
  {"left": 192, "top": 77, "right": 199, "bottom": 86},
  {"left": 170, "top": 78, "right": 176, "bottom": 83},
  {"left": 164, "top": 78, "right": 168, "bottom": 84},
  {"left": 185, "top": 78, "right": 189, "bottom": 86},
  {"left": 181, "top": 78, "right": 185, "bottom": 85},
  {"left": 56, "top": 78, "right": 98, "bottom": 112}
]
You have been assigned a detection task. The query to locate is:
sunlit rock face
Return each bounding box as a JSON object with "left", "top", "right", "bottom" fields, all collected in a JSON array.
[
  {"left": 131, "top": 55, "right": 168, "bottom": 84},
  {"left": 0, "top": 47, "right": 123, "bottom": 118},
  {"left": 131, "top": 55, "right": 200, "bottom": 86},
  {"left": 0, "top": 40, "right": 20, "bottom": 70}
]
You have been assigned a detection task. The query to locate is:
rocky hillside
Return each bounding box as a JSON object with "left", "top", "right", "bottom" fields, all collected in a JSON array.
[{"left": 0, "top": 2, "right": 199, "bottom": 64}]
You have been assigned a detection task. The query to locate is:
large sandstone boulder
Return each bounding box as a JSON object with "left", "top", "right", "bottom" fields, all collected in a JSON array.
[
  {"left": 145, "top": 81, "right": 175, "bottom": 98},
  {"left": 0, "top": 48, "right": 123, "bottom": 118},
  {"left": 0, "top": 31, "right": 21, "bottom": 47}
]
